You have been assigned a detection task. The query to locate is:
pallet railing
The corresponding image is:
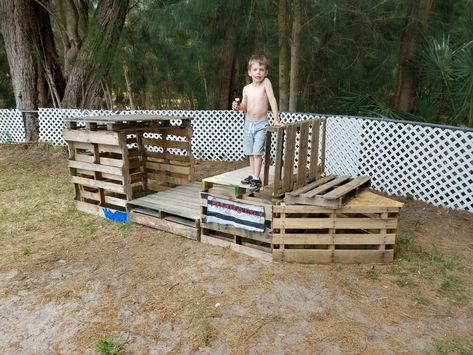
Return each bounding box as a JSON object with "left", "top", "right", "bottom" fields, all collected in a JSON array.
[{"left": 263, "top": 118, "right": 326, "bottom": 197}]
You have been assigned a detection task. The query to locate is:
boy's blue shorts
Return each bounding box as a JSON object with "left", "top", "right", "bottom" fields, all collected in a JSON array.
[{"left": 243, "top": 119, "right": 268, "bottom": 156}]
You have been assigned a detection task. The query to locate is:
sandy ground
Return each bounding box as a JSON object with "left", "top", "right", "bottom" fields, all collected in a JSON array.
[{"left": 0, "top": 144, "right": 472, "bottom": 354}]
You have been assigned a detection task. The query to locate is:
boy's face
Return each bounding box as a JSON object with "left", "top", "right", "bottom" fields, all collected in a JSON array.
[{"left": 248, "top": 62, "right": 268, "bottom": 83}]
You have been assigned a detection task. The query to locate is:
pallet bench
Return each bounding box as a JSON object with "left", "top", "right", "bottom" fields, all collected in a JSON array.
[{"left": 285, "top": 175, "right": 372, "bottom": 208}]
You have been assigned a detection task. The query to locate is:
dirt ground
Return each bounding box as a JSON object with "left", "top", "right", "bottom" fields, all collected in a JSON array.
[{"left": 0, "top": 144, "right": 472, "bottom": 354}]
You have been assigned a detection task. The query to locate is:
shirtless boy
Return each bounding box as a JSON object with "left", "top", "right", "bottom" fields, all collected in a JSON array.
[{"left": 232, "top": 54, "right": 284, "bottom": 192}]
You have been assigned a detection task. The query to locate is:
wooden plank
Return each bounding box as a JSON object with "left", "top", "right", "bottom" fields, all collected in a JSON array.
[
  {"left": 64, "top": 129, "right": 120, "bottom": 146},
  {"left": 272, "top": 217, "right": 398, "bottom": 229},
  {"left": 142, "top": 137, "right": 189, "bottom": 150},
  {"left": 332, "top": 250, "right": 393, "bottom": 264},
  {"left": 296, "top": 121, "right": 309, "bottom": 188},
  {"left": 71, "top": 176, "right": 125, "bottom": 194},
  {"left": 201, "top": 222, "right": 271, "bottom": 244},
  {"left": 74, "top": 154, "right": 125, "bottom": 167},
  {"left": 320, "top": 119, "right": 326, "bottom": 176},
  {"left": 323, "top": 176, "right": 372, "bottom": 199},
  {"left": 273, "top": 249, "right": 332, "bottom": 263},
  {"left": 104, "top": 196, "right": 128, "bottom": 207},
  {"left": 272, "top": 233, "right": 396, "bottom": 245},
  {"left": 282, "top": 124, "right": 296, "bottom": 192},
  {"left": 146, "top": 161, "right": 191, "bottom": 175},
  {"left": 68, "top": 160, "right": 124, "bottom": 176},
  {"left": 201, "top": 234, "right": 272, "bottom": 262},
  {"left": 273, "top": 128, "right": 284, "bottom": 195},
  {"left": 66, "top": 114, "right": 190, "bottom": 124},
  {"left": 309, "top": 120, "right": 320, "bottom": 180},
  {"left": 263, "top": 130, "right": 272, "bottom": 186},
  {"left": 302, "top": 176, "right": 351, "bottom": 198},
  {"left": 147, "top": 126, "right": 191, "bottom": 136},
  {"left": 273, "top": 249, "right": 393, "bottom": 264},
  {"left": 130, "top": 212, "right": 199, "bottom": 240},
  {"left": 129, "top": 197, "right": 199, "bottom": 219},
  {"left": 287, "top": 175, "right": 337, "bottom": 196},
  {"left": 147, "top": 172, "right": 191, "bottom": 186},
  {"left": 146, "top": 151, "right": 191, "bottom": 162}
]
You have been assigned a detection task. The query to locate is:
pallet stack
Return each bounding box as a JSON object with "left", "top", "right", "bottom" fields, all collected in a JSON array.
[
  {"left": 200, "top": 117, "right": 403, "bottom": 264},
  {"left": 63, "top": 114, "right": 193, "bottom": 220}
]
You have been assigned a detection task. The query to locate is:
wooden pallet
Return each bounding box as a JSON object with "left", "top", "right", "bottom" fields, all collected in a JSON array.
[
  {"left": 64, "top": 114, "right": 195, "bottom": 219},
  {"left": 200, "top": 192, "right": 273, "bottom": 262},
  {"left": 273, "top": 190, "right": 403, "bottom": 264},
  {"left": 284, "top": 175, "right": 372, "bottom": 208},
  {"left": 263, "top": 118, "right": 326, "bottom": 197},
  {"left": 201, "top": 165, "right": 279, "bottom": 199},
  {"left": 128, "top": 182, "right": 201, "bottom": 240}
]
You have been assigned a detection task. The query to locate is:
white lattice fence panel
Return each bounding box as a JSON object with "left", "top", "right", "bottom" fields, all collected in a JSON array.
[
  {"left": 2, "top": 108, "right": 473, "bottom": 211},
  {"left": 0, "top": 109, "right": 24, "bottom": 143},
  {"left": 358, "top": 119, "right": 473, "bottom": 211},
  {"left": 324, "top": 116, "right": 363, "bottom": 176}
]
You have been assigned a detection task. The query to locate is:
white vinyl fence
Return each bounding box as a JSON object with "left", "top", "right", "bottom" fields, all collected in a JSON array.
[{"left": 1, "top": 108, "right": 472, "bottom": 212}]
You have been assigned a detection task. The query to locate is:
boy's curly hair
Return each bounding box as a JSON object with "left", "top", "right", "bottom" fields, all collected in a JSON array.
[{"left": 248, "top": 54, "right": 269, "bottom": 70}]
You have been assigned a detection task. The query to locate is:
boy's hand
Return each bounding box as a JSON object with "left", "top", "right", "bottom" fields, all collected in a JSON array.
[
  {"left": 272, "top": 121, "right": 285, "bottom": 127},
  {"left": 232, "top": 98, "right": 241, "bottom": 111}
]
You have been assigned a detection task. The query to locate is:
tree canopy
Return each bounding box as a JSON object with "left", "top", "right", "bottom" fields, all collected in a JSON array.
[{"left": 1, "top": 0, "right": 472, "bottom": 136}]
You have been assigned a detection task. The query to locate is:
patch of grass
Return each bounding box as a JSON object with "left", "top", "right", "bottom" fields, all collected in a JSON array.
[
  {"left": 365, "top": 269, "right": 379, "bottom": 280},
  {"left": 397, "top": 277, "right": 417, "bottom": 287},
  {"left": 432, "top": 340, "right": 473, "bottom": 354},
  {"left": 415, "top": 263, "right": 432, "bottom": 280},
  {"left": 4, "top": 243, "right": 33, "bottom": 262},
  {"left": 95, "top": 338, "right": 125, "bottom": 355},
  {"left": 413, "top": 296, "right": 430, "bottom": 306},
  {"left": 439, "top": 274, "right": 468, "bottom": 303},
  {"left": 405, "top": 192, "right": 414, "bottom": 200},
  {"left": 413, "top": 220, "right": 423, "bottom": 232},
  {"left": 395, "top": 234, "right": 415, "bottom": 260},
  {"left": 194, "top": 305, "right": 212, "bottom": 347}
]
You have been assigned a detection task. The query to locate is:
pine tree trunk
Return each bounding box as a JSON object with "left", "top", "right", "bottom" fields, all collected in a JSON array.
[
  {"left": 394, "top": 0, "right": 433, "bottom": 112},
  {"left": 289, "top": 0, "right": 301, "bottom": 112},
  {"left": 278, "top": 0, "right": 289, "bottom": 111},
  {"left": 0, "top": 0, "right": 41, "bottom": 141},
  {"left": 123, "top": 62, "right": 136, "bottom": 109},
  {"left": 216, "top": 33, "right": 236, "bottom": 109},
  {"left": 61, "top": 0, "right": 129, "bottom": 108}
]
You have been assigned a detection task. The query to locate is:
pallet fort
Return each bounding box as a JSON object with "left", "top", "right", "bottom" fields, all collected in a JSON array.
[
  {"left": 63, "top": 114, "right": 194, "bottom": 223},
  {"left": 65, "top": 115, "right": 403, "bottom": 264}
]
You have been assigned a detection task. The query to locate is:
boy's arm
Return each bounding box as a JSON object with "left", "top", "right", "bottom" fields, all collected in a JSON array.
[
  {"left": 264, "top": 79, "right": 284, "bottom": 126},
  {"left": 239, "top": 86, "right": 248, "bottom": 111}
]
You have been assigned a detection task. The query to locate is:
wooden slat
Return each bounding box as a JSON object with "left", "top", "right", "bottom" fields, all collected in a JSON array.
[
  {"left": 287, "top": 175, "right": 336, "bottom": 196},
  {"left": 68, "top": 160, "right": 124, "bottom": 176},
  {"left": 145, "top": 151, "right": 191, "bottom": 162},
  {"left": 302, "top": 176, "right": 351, "bottom": 198},
  {"left": 142, "top": 138, "right": 189, "bottom": 150},
  {"left": 71, "top": 176, "right": 125, "bottom": 194},
  {"left": 64, "top": 129, "right": 120, "bottom": 146},
  {"left": 282, "top": 124, "right": 296, "bottom": 192},
  {"left": 130, "top": 212, "right": 199, "bottom": 240},
  {"left": 272, "top": 233, "right": 396, "bottom": 245},
  {"left": 272, "top": 217, "right": 398, "bottom": 229},
  {"left": 273, "top": 128, "right": 284, "bottom": 194},
  {"left": 274, "top": 249, "right": 393, "bottom": 264},
  {"left": 146, "top": 161, "right": 191, "bottom": 174},
  {"left": 309, "top": 120, "right": 320, "bottom": 180},
  {"left": 296, "top": 121, "right": 309, "bottom": 188},
  {"left": 201, "top": 235, "right": 272, "bottom": 262},
  {"left": 201, "top": 222, "right": 271, "bottom": 244},
  {"left": 104, "top": 196, "right": 128, "bottom": 207},
  {"left": 323, "top": 176, "right": 372, "bottom": 199}
]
